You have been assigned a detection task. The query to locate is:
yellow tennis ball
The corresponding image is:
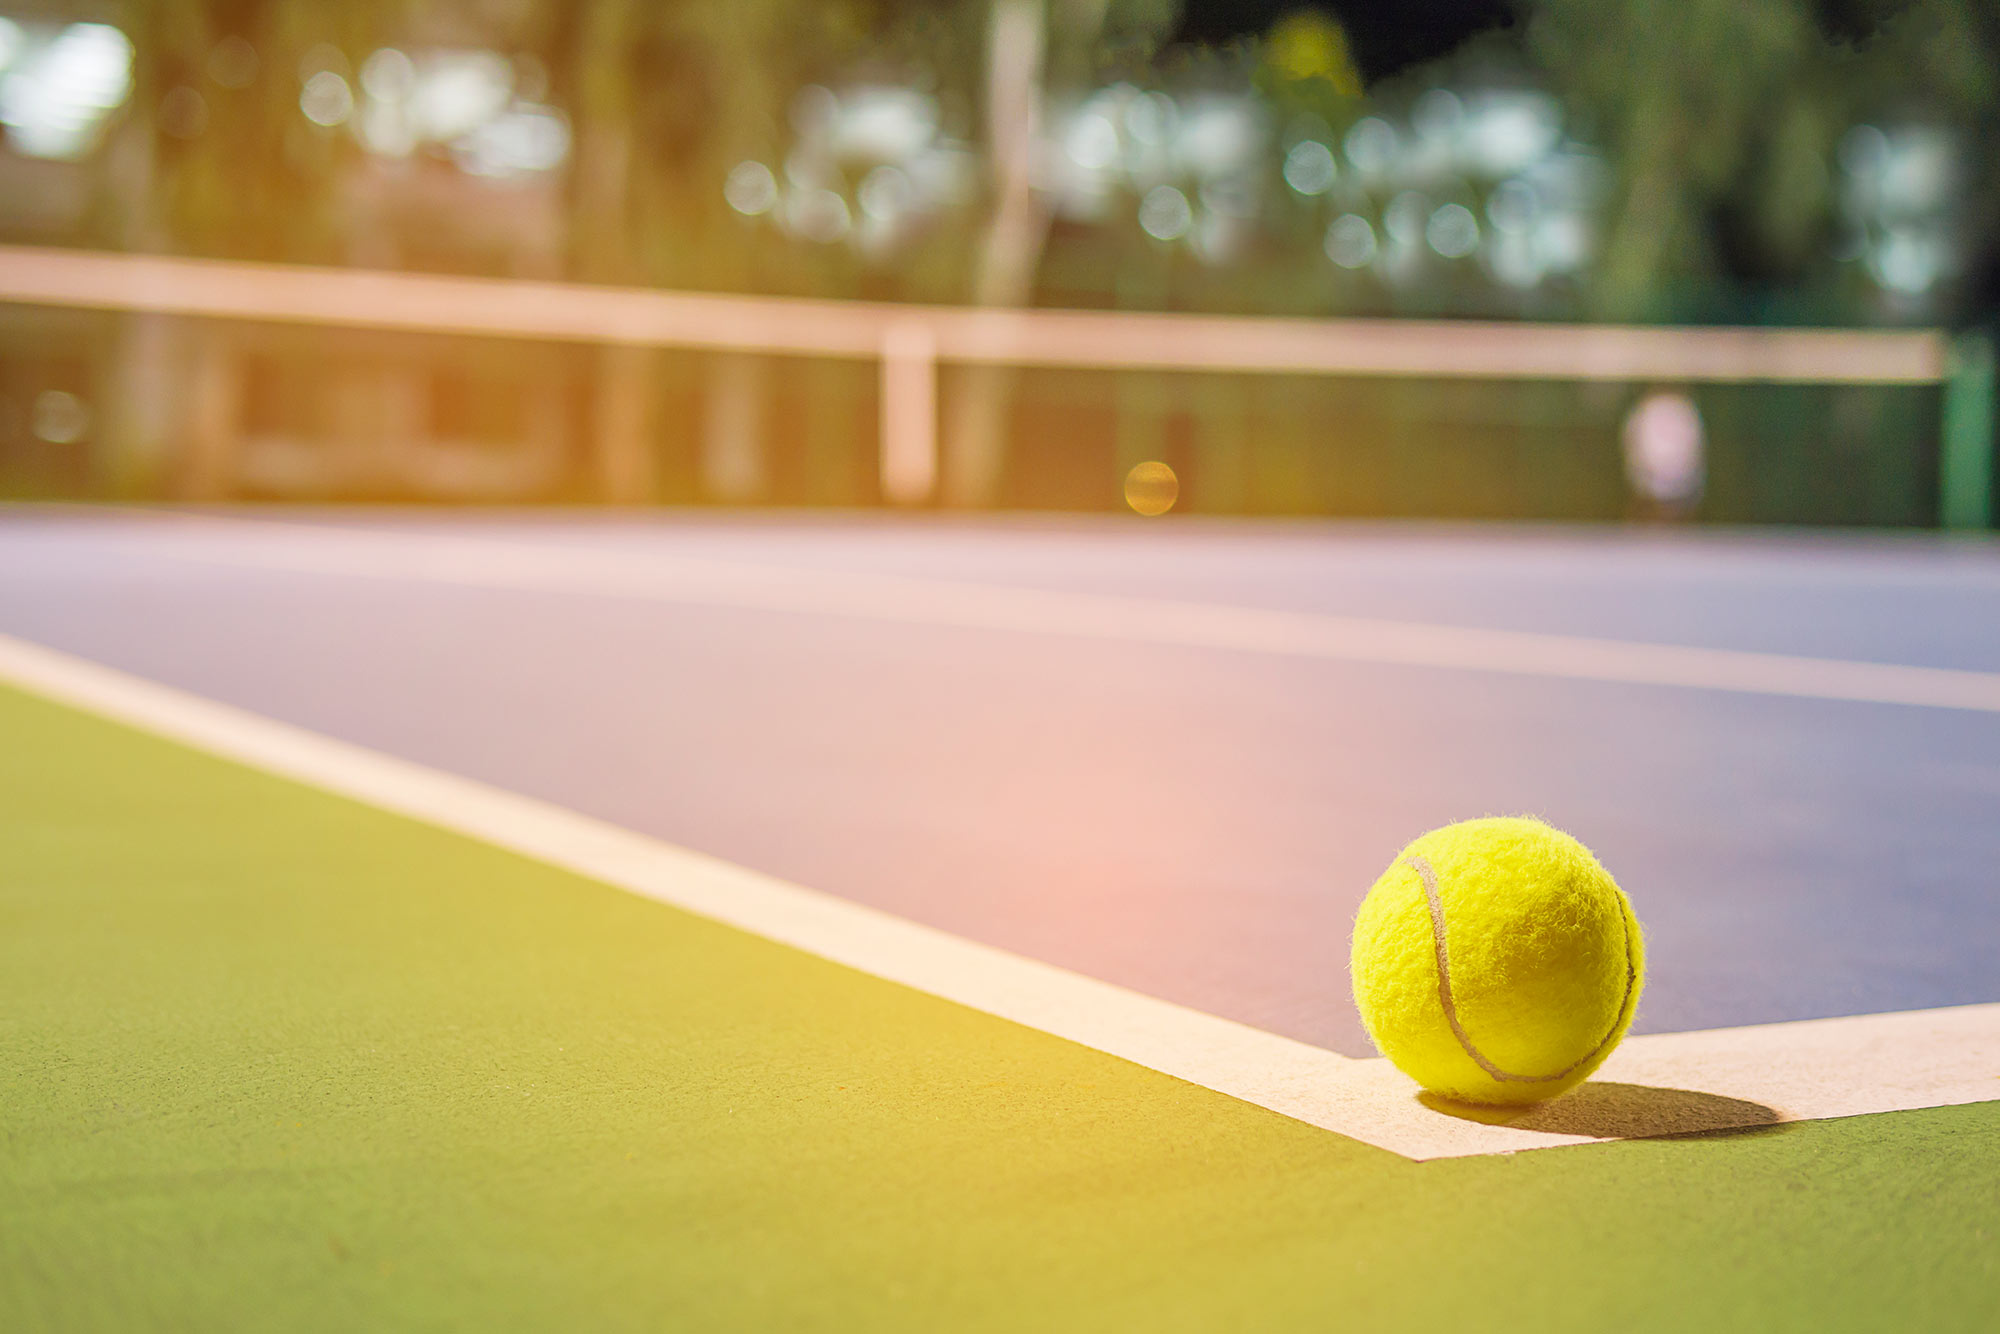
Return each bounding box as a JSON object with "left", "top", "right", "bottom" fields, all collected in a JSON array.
[{"left": 1350, "top": 816, "right": 1645, "bottom": 1106}]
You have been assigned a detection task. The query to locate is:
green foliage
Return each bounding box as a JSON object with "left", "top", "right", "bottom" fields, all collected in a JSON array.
[
  {"left": 554, "top": 0, "right": 978, "bottom": 293},
  {"left": 1525, "top": 0, "right": 2000, "bottom": 321},
  {"left": 1526, "top": 0, "right": 1820, "bottom": 319},
  {"left": 108, "top": 0, "right": 2000, "bottom": 321},
  {"left": 126, "top": 1, "right": 453, "bottom": 260},
  {"left": 1256, "top": 7, "right": 1362, "bottom": 120}
]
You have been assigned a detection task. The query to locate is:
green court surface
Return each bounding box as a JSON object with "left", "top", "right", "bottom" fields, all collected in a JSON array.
[{"left": 3, "top": 680, "right": 1996, "bottom": 1332}]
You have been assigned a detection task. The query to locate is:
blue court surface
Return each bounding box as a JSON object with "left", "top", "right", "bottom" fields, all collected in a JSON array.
[{"left": 3, "top": 506, "right": 1995, "bottom": 1055}]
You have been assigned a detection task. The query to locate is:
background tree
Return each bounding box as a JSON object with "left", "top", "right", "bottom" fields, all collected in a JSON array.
[
  {"left": 1526, "top": 0, "right": 2000, "bottom": 324},
  {"left": 945, "top": 0, "right": 1182, "bottom": 505}
]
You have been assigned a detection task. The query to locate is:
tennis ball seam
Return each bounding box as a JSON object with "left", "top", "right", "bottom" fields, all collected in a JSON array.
[{"left": 1407, "top": 853, "right": 1636, "bottom": 1086}]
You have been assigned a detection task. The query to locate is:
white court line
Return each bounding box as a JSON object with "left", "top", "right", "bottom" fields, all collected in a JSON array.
[
  {"left": 3, "top": 631, "right": 1995, "bottom": 1160},
  {"left": 79, "top": 517, "right": 2000, "bottom": 715}
]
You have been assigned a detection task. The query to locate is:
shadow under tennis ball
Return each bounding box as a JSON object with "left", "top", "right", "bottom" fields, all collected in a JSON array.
[{"left": 1417, "top": 1082, "right": 1788, "bottom": 1142}]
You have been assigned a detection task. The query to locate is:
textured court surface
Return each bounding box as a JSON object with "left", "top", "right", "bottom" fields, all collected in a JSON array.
[
  {"left": 4, "top": 680, "right": 1998, "bottom": 1331},
  {"left": 4, "top": 508, "right": 2000, "bottom": 1329},
  {"left": 2, "top": 510, "right": 1997, "bottom": 1056}
]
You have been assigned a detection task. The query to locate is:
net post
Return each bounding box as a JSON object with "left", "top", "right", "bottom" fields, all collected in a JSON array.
[
  {"left": 182, "top": 324, "right": 242, "bottom": 500},
  {"left": 595, "top": 341, "right": 655, "bottom": 504},
  {"left": 880, "top": 321, "right": 938, "bottom": 504},
  {"left": 703, "top": 353, "right": 768, "bottom": 502},
  {"left": 1940, "top": 330, "right": 1995, "bottom": 531}
]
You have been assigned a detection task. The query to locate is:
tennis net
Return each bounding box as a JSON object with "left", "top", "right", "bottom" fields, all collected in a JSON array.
[{"left": 0, "top": 244, "right": 1988, "bottom": 527}]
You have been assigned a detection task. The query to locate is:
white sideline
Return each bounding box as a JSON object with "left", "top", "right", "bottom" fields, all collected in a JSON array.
[
  {"left": 90, "top": 518, "right": 2000, "bottom": 715},
  {"left": 3, "top": 631, "right": 1996, "bottom": 1160}
]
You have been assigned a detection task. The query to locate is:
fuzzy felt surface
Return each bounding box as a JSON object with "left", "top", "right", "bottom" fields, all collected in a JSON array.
[
  {"left": 3, "top": 685, "right": 1994, "bottom": 1332},
  {"left": 1351, "top": 816, "right": 1645, "bottom": 1104}
]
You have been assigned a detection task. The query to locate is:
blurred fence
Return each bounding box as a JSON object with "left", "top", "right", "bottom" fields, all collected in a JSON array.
[{"left": 0, "top": 244, "right": 1988, "bottom": 527}]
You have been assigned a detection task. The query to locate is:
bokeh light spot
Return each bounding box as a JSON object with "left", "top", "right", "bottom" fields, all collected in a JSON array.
[
  {"left": 1342, "top": 116, "right": 1397, "bottom": 175},
  {"left": 32, "top": 390, "right": 89, "bottom": 444},
  {"left": 725, "top": 160, "right": 778, "bottom": 216},
  {"left": 359, "top": 48, "right": 414, "bottom": 103},
  {"left": 1138, "top": 185, "right": 1191, "bottom": 241},
  {"left": 1325, "top": 213, "right": 1377, "bottom": 269},
  {"left": 1282, "top": 139, "right": 1337, "bottom": 195},
  {"left": 785, "top": 187, "right": 851, "bottom": 243},
  {"left": 206, "top": 35, "right": 258, "bottom": 90},
  {"left": 159, "top": 85, "right": 207, "bottom": 139},
  {"left": 1426, "top": 202, "right": 1479, "bottom": 258},
  {"left": 1124, "top": 460, "right": 1179, "bottom": 516},
  {"left": 299, "top": 70, "right": 352, "bottom": 126}
]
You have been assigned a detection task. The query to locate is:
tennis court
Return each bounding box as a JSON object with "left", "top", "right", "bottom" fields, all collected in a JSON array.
[
  {"left": 7, "top": 4, "right": 2000, "bottom": 1326},
  {"left": 3, "top": 506, "right": 1997, "bottom": 1329}
]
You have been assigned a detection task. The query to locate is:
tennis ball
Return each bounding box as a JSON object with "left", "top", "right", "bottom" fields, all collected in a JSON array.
[{"left": 1350, "top": 816, "right": 1644, "bottom": 1106}]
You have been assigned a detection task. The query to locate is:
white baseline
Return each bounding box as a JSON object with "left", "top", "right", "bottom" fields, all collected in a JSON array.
[{"left": 1, "top": 631, "right": 1994, "bottom": 1161}]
